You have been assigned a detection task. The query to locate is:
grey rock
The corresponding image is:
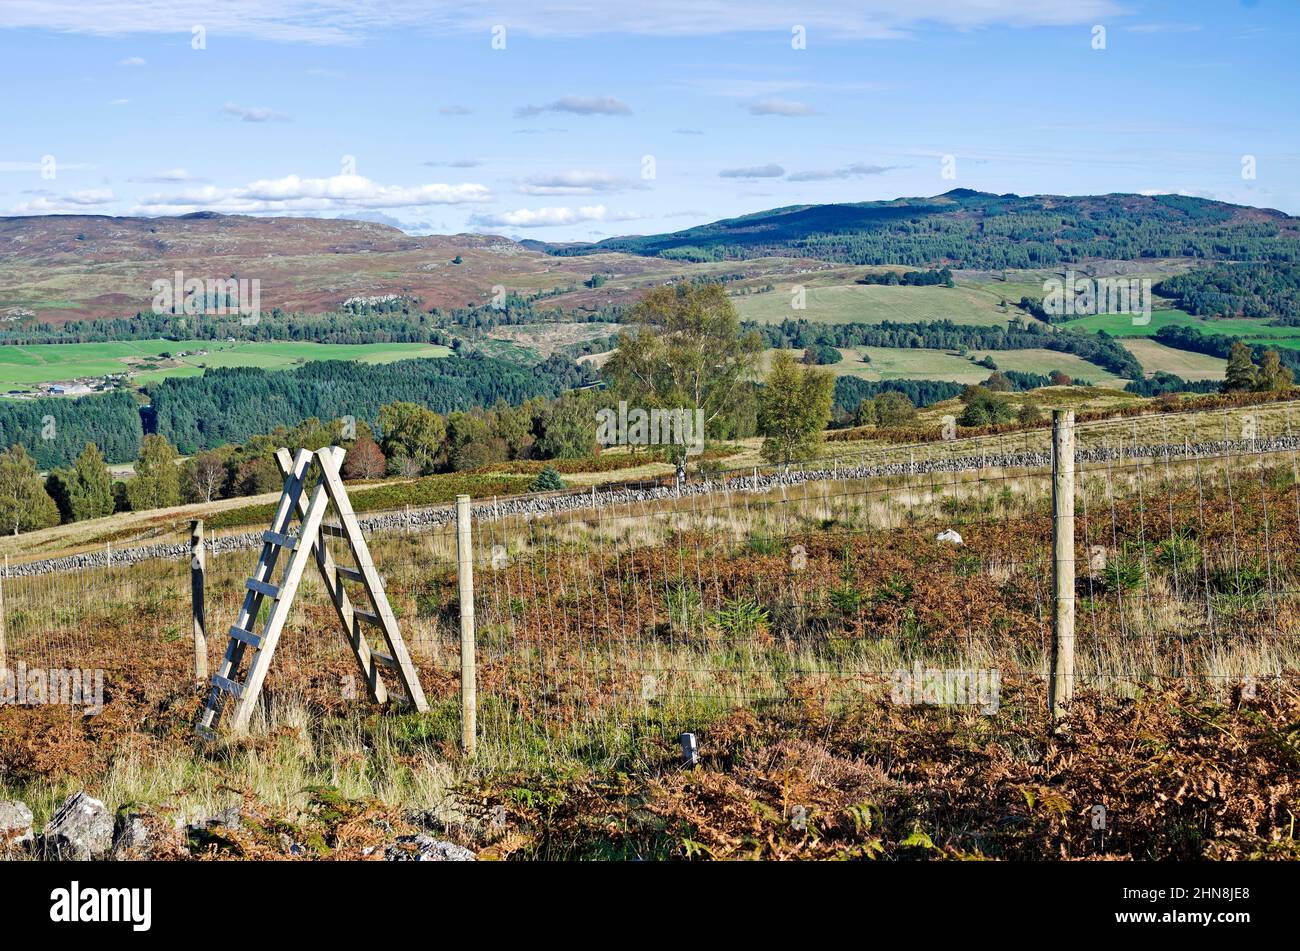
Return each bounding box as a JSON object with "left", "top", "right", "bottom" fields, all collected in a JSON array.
[
  {"left": 185, "top": 805, "right": 242, "bottom": 840},
  {"left": 384, "top": 834, "right": 475, "bottom": 862},
  {"left": 110, "top": 813, "right": 152, "bottom": 860},
  {"left": 207, "top": 805, "right": 242, "bottom": 830},
  {"left": 40, "top": 792, "right": 114, "bottom": 860},
  {"left": 0, "top": 800, "right": 34, "bottom": 848}
]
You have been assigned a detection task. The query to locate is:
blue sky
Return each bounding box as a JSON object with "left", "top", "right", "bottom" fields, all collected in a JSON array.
[{"left": 1, "top": 0, "right": 1296, "bottom": 241}]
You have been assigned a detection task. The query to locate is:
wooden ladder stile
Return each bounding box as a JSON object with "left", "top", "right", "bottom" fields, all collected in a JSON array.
[
  {"left": 272, "top": 446, "right": 388, "bottom": 707},
  {"left": 196, "top": 445, "right": 428, "bottom": 739}
]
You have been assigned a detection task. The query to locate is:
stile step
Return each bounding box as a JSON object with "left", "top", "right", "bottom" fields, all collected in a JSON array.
[
  {"left": 246, "top": 578, "right": 280, "bottom": 598},
  {"left": 228, "top": 625, "right": 263, "bottom": 649},
  {"left": 211, "top": 674, "right": 244, "bottom": 698},
  {"left": 262, "top": 530, "right": 298, "bottom": 550}
]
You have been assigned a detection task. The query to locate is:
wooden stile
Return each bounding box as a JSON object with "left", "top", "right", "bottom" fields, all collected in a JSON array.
[{"left": 195, "top": 446, "right": 427, "bottom": 739}]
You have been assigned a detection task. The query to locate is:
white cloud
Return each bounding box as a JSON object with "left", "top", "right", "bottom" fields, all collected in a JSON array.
[
  {"left": 132, "top": 173, "right": 492, "bottom": 214},
  {"left": 786, "top": 162, "right": 898, "bottom": 181},
  {"left": 515, "top": 96, "right": 631, "bottom": 118},
  {"left": 438, "top": 104, "right": 472, "bottom": 115},
  {"left": 0, "top": 2, "right": 1127, "bottom": 44},
  {"left": 117, "top": 55, "right": 145, "bottom": 66},
  {"left": 222, "top": 102, "right": 289, "bottom": 122},
  {"left": 7, "top": 188, "right": 115, "bottom": 214},
  {"left": 469, "top": 204, "right": 639, "bottom": 228},
  {"left": 518, "top": 170, "right": 645, "bottom": 195},
  {"left": 747, "top": 98, "right": 818, "bottom": 116},
  {"left": 719, "top": 163, "right": 785, "bottom": 179}
]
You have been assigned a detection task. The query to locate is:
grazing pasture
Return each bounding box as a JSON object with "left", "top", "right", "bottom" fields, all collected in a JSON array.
[{"left": 0, "top": 339, "right": 452, "bottom": 391}]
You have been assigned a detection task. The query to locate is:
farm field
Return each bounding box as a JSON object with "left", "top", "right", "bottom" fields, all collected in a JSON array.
[
  {"left": 484, "top": 321, "right": 619, "bottom": 359},
  {"left": 1060, "top": 308, "right": 1300, "bottom": 340},
  {"left": 762, "top": 346, "right": 987, "bottom": 384},
  {"left": 1122, "top": 338, "right": 1227, "bottom": 380},
  {"left": 0, "top": 338, "right": 452, "bottom": 391},
  {"left": 763, "top": 346, "right": 1124, "bottom": 388},
  {"left": 733, "top": 282, "right": 1028, "bottom": 327},
  {"left": 968, "top": 348, "right": 1128, "bottom": 387}
]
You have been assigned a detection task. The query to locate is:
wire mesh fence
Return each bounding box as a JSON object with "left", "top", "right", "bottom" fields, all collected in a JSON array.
[{"left": 3, "top": 401, "right": 1300, "bottom": 767}]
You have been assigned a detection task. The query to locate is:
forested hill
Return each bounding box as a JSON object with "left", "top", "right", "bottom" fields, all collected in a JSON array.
[{"left": 535, "top": 189, "right": 1300, "bottom": 268}]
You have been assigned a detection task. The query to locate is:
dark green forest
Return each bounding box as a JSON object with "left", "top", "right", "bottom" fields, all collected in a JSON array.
[
  {"left": 1155, "top": 263, "right": 1300, "bottom": 324},
  {"left": 147, "top": 353, "right": 594, "bottom": 454},
  {"left": 0, "top": 390, "right": 143, "bottom": 469},
  {"left": 832, "top": 378, "right": 965, "bottom": 415}
]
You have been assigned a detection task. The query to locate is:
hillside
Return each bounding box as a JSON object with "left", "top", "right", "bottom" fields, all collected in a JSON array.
[
  {"left": 536, "top": 189, "right": 1300, "bottom": 268},
  {"left": 0, "top": 212, "right": 682, "bottom": 324}
]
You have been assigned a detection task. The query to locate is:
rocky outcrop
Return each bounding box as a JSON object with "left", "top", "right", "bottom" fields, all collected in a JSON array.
[
  {"left": 0, "top": 800, "right": 33, "bottom": 849},
  {"left": 39, "top": 792, "right": 114, "bottom": 860},
  {"left": 382, "top": 834, "right": 476, "bottom": 861}
]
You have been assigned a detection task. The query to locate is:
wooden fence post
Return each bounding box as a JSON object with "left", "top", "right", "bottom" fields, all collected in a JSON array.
[
  {"left": 0, "top": 555, "right": 7, "bottom": 675},
  {"left": 456, "top": 495, "right": 477, "bottom": 756},
  {"left": 1049, "top": 410, "right": 1076, "bottom": 722},
  {"left": 190, "top": 519, "right": 207, "bottom": 685}
]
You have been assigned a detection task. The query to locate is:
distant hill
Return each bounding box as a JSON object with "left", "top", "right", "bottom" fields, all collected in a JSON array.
[
  {"left": 0, "top": 213, "right": 666, "bottom": 324},
  {"left": 534, "top": 189, "right": 1300, "bottom": 268}
]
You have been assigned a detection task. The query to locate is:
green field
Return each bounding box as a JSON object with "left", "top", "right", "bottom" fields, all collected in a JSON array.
[
  {"left": 763, "top": 346, "right": 1124, "bottom": 388},
  {"left": 1060, "top": 308, "right": 1300, "bottom": 340},
  {"left": 967, "top": 349, "right": 1127, "bottom": 387},
  {"left": 0, "top": 339, "right": 452, "bottom": 391},
  {"left": 734, "top": 282, "right": 1027, "bottom": 327},
  {"left": 1121, "top": 339, "right": 1226, "bottom": 380}
]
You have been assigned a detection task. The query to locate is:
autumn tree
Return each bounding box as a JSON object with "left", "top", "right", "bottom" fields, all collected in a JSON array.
[
  {"left": 1254, "top": 348, "right": 1293, "bottom": 392},
  {"left": 759, "top": 350, "right": 835, "bottom": 466},
  {"left": 0, "top": 445, "right": 59, "bottom": 535},
  {"left": 187, "top": 450, "right": 228, "bottom": 503},
  {"left": 342, "top": 434, "right": 387, "bottom": 480},
  {"left": 378, "top": 401, "right": 445, "bottom": 474},
  {"left": 602, "top": 282, "right": 763, "bottom": 450},
  {"left": 874, "top": 391, "right": 918, "bottom": 427}
]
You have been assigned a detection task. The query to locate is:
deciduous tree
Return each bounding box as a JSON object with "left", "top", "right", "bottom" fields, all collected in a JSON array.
[
  {"left": 759, "top": 350, "right": 834, "bottom": 465},
  {"left": 0, "top": 444, "right": 59, "bottom": 535}
]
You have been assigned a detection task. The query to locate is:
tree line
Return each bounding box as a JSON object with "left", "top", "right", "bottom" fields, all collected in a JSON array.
[
  {"left": 146, "top": 353, "right": 595, "bottom": 455},
  {"left": 0, "top": 390, "right": 143, "bottom": 469},
  {"left": 754, "top": 317, "right": 1145, "bottom": 382},
  {"left": 1155, "top": 263, "right": 1300, "bottom": 324}
]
